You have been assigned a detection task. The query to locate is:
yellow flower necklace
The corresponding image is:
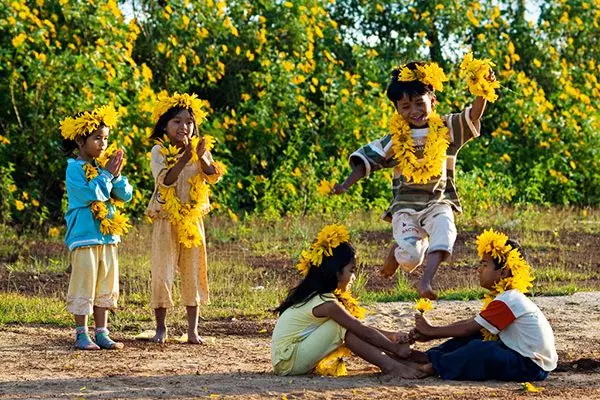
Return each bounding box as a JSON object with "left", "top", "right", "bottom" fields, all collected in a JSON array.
[
  {"left": 389, "top": 111, "right": 449, "bottom": 184},
  {"left": 295, "top": 224, "right": 367, "bottom": 377},
  {"left": 156, "top": 136, "right": 217, "bottom": 248},
  {"left": 82, "top": 143, "right": 131, "bottom": 236},
  {"left": 476, "top": 229, "right": 534, "bottom": 341}
]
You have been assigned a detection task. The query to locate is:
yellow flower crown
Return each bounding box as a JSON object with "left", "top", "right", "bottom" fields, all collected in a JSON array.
[
  {"left": 60, "top": 105, "right": 118, "bottom": 140},
  {"left": 296, "top": 224, "right": 350, "bottom": 277},
  {"left": 152, "top": 91, "right": 208, "bottom": 123},
  {"left": 395, "top": 62, "right": 448, "bottom": 92},
  {"left": 476, "top": 228, "right": 534, "bottom": 294}
]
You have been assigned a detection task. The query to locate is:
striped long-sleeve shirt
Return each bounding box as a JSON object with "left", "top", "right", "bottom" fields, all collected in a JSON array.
[{"left": 349, "top": 107, "right": 479, "bottom": 221}]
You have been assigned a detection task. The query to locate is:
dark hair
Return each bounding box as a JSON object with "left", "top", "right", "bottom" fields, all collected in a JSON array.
[
  {"left": 61, "top": 111, "right": 107, "bottom": 157},
  {"left": 386, "top": 61, "right": 435, "bottom": 104},
  {"left": 492, "top": 239, "right": 526, "bottom": 270},
  {"left": 149, "top": 106, "right": 197, "bottom": 140},
  {"left": 274, "top": 242, "right": 356, "bottom": 315}
]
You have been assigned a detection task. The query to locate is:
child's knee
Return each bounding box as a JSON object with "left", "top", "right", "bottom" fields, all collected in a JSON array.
[{"left": 394, "top": 245, "right": 425, "bottom": 272}]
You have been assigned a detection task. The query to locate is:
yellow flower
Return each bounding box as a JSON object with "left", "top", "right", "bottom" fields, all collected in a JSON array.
[
  {"left": 12, "top": 33, "right": 27, "bottom": 48},
  {"left": 48, "top": 227, "right": 60, "bottom": 238},
  {"left": 15, "top": 200, "right": 25, "bottom": 211},
  {"left": 296, "top": 224, "right": 350, "bottom": 276},
  {"left": 32, "top": 199, "right": 40, "bottom": 207},
  {"left": 389, "top": 111, "right": 448, "bottom": 184},
  {"left": 460, "top": 53, "right": 500, "bottom": 102},
  {"left": 415, "top": 62, "right": 448, "bottom": 91},
  {"left": 317, "top": 179, "right": 335, "bottom": 196},
  {"left": 415, "top": 298, "right": 434, "bottom": 313},
  {"left": 152, "top": 91, "right": 208, "bottom": 123},
  {"left": 8, "top": 184, "right": 17, "bottom": 193},
  {"left": 521, "top": 382, "right": 544, "bottom": 393},
  {"left": 314, "top": 346, "right": 351, "bottom": 376},
  {"left": 60, "top": 105, "right": 118, "bottom": 140}
]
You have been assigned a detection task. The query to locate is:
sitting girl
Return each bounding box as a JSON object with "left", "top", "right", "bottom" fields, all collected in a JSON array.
[
  {"left": 411, "top": 229, "right": 558, "bottom": 381},
  {"left": 271, "top": 224, "right": 424, "bottom": 378}
]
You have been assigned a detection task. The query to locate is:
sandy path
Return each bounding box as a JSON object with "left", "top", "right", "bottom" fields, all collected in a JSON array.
[{"left": 1, "top": 292, "right": 599, "bottom": 399}]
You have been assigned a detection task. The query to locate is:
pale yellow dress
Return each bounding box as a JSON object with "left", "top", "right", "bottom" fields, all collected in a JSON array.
[
  {"left": 146, "top": 145, "right": 221, "bottom": 308},
  {"left": 271, "top": 293, "right": 347, "bottom": 375}
]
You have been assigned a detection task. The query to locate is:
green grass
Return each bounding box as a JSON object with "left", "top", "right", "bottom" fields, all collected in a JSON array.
[{"left": 0, "top": 205, "right": 598, "bottom": 328}]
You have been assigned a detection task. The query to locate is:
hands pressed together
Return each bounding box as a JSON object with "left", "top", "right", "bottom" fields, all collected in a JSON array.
[{"left": 105, "top": 150, "right": 124, "bottom": 177}]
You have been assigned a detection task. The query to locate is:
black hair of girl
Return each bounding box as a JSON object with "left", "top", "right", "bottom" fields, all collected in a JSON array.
[
  {"left": 492, "top": 239, "right": 526, "bottom": 270},
  {"left": 61, "top": 111, "right": 106, "bottom": 157},
  {"left": 274, "top": 242, "right": 356, "bottom": 315},
  {"left": 149, "top": 106, "right": 197, "bottom": 141},
  {"left": 386, "top": 61, "right": 435, "bottom": 104}
]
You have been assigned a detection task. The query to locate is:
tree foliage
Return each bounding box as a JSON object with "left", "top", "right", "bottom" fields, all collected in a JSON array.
[{"left": 1, "top": 0, "right": 598, "bottom": 229}]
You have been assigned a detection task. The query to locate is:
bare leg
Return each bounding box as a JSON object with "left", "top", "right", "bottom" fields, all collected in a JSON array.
[
  {"left": 93, "top": 306, "right": 108, "bottom": 329},
  {"left": 345, "top": 332, "right": 424, "bottom": 379},
  {"left": 152, "top": 307, "right": 168, "bottom": 343},
  {"left": 75, "top": 314, "right": 87, "bottom": 328},
  {"left": 381, "top": 243, "right": 399, "bottom": 278},
  {"left": 186, "top": 305, "right": 203, "bottom": 344},
  {"left": 418, "top": 250, "right": 445, "bottom": 300}
]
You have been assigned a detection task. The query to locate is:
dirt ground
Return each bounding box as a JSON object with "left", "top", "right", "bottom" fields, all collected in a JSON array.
[{"left": 1, "top": 292, "right": 599, "bottom": 400}]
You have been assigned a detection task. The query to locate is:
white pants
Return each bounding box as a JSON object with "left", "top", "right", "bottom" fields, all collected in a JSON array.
[{"left": 391, "top": 203, "right": 457, "bottom": 272}]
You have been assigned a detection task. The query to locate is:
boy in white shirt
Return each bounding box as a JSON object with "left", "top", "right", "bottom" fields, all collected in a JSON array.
[{"left": 411, "top": 229, "right": 557, "bottom": 381}]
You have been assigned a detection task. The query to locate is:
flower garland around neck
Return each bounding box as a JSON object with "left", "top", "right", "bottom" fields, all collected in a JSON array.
[
  {"left": 295, "top": 224, "right": 367, "bottom": 377},
  {"left": 389, "top": 111, "right": 449, "bottom": 184},
  {"left": 156, "top": 135, "right": 225, "bottom": 248},
  {"left": 476, "top": 228, "right": 534, "bottom": 341},
  {"left": 82, "top": 142, "right": 131, "bottom": 236}
]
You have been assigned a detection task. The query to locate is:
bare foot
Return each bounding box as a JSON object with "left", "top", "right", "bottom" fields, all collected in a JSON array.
[
  {"left": 151, "top": 328, "right": 168, "bottom": 344},
  {"left": 409, "top": 350, "right": 430, "bottom": 364},
  {"left": 187, "top": 331, "right": 205, "bottom": 344},
  {"left": 384, "top": 364, "right": 427, "bottom": 380},
  {"left": 418, "top": 363, "right": 436, "bottom": 376},
  {"left": 417, "top": 281, "right": 438, "bottom": 300},
  {"left": 380, "top": 243, "right": 400, "bottom": 278}
]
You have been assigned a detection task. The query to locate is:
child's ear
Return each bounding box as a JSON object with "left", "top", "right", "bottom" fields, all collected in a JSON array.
[
  {"left": 430, "top": 93, "right": 437, "bottom": 107},
  {"left": 75, "top": 137, "right": 84, "bottom": 148},
  {"left": 500, "top": 266, "right": 511, "bottom": 280}
]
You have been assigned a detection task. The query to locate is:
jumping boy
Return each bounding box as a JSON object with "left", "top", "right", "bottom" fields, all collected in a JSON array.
[{"left": 333, "top": 61, "right": 495, "bottom": 299}]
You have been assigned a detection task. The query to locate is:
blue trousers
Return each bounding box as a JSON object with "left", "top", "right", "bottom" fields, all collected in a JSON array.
[{"left": 426, "top": 334, "right": 549, "bottom": 381}]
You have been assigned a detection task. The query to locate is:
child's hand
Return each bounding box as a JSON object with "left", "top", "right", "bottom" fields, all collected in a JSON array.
[
  {"left": 105, "top": 150, "right": 123, "bottom": 177},
  {"left": 332, "top": 183, "right": 347, "bottom": 195},
  {"left": 196, "top": 137, "right": 207, "bottom": 159},
  {"left": 414, "top": 313, "right": 435, "bottom": 337},
  {"left": 486, "top": 68, "right": 496, "bottom": 82},
  {"left": 181, "top": 136, "right": 193, "bottom": 163}
]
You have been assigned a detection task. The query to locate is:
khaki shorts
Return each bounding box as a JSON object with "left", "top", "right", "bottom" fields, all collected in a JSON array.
[
  {"left": 391, "top": 203, "right": 457, "bottom": 272},
  {"left": 66, "top": 244, "right": 119, "bottom": 315}
]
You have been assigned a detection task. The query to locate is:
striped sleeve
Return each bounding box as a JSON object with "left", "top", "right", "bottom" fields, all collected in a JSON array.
[
  {"left": 348, "top": 134, "right": 398, "bottom": 177},
  {"left": 446, "top": 106, "right": 480, "bottom": 149},
  {"left": 474, "top": 300, "right": 516, "bottom": 334}
]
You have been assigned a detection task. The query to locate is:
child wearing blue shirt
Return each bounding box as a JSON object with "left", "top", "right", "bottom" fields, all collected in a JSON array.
[{"left": 60, "top": 106, "right": 133, "bottom": 350}]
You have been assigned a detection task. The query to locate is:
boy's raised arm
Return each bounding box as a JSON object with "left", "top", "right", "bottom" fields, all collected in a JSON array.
[{"left": 469, "top": 69, "right": 496, "bottom": 124}]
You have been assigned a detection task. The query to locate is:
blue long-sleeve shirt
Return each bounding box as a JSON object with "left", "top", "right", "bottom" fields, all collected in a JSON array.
[{"left": 64, "top": 158, "right": 133, "bottom": 251}]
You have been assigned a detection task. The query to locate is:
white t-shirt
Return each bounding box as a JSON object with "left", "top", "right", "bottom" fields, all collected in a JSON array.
[{"left": 474, "top": 290, "right": 558, "bottom": 371}]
